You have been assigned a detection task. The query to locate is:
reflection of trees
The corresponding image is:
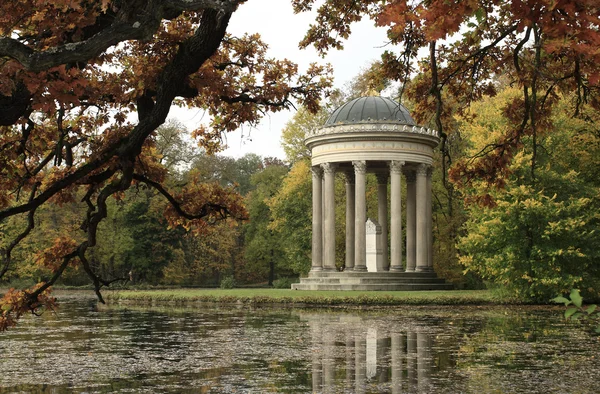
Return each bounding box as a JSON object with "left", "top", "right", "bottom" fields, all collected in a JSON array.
[
  {"left": 454, "top": 310, "right": 568, "bottom": 392},
  {"left": 303, "top": 312, "right": 435, "bottom": 393}
]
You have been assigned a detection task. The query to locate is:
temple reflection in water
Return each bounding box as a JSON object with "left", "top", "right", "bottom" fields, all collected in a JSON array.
[{"left": 302, "top": 312, "right": 434, "bottom": 393}]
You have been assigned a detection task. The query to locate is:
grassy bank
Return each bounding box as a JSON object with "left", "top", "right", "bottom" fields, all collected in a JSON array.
[{"left": 104, "top": 288, "right": 511, "bottom": 306}]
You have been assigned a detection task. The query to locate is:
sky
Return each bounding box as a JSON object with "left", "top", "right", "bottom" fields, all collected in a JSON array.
[{"left": 168, "top": 0, "right": 390, "bottom": 160}]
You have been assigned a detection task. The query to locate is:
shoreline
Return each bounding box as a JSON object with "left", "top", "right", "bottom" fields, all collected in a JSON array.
[
  {"left": 2, "top": 287, "right": 566, "bottom": 307},
  {"left": 102, "top": 288, "right": 525, "bottom": 307}
]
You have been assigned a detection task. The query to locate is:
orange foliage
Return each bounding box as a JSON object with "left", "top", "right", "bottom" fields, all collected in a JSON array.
[
  {"left": 0, "top": 0, "right": 330, "bottom": 329},
  {"left": 0, "top": 285, "right": 57, "bottom": 331},
  {"left": 163, "top": 174, "right": 247, "bottom": 235},
  {"left": 35, "top": 236, "right": 80, "bottom": 270},
  {"left": 296, "top": 0, "right": 599, "bottom": 192}
]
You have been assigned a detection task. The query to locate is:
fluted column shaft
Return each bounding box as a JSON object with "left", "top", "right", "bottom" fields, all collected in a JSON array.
[
  {"left": 345, "top": 172, "right": 355, "bottom": 271},
  {"left": 416, "top": 164, "right": 428, "bottom": 271},
  {"left": 322, "top": 163, "right": 337, "bottom": 271},
  {"left": 322, "top": 177, "right": 325, "bottom": 257},
  {"left": 311, "top": 320, "right": 323, "bottom": 392},
  {"left": 391, "top": 333, "right": 404, "bottom": 394},
  {"left": 311, "top": 166, "right": 323, "bottom": 271},
  {"left": 426, "top": 168, "right": 434, "bottom": 272},
  {"left": 355, "top": 335, "right": 366, "bottom": 394},
  {"left": 405, "top": 171, "right": 416, "bottom": 272},
  {"left": 353, "top": 160, "right": 367, "bottom": 271},
  {"left": 389, "top": 161, "right": 404, "bottom": 271},
  {"left": 323, "top": 328, "right": 335, "bottom": 391},
  {"left": 345, "top": 328, "right": 355, "bottom": 387},
  {"left": 417, "top": 332, "right": 432, "bottom": 390},
  {"left": 407, "top": 331, "right": 417, "bottom": 388},
  {"left": 376, "top": 173, "right": 389, "bottom": 270}
]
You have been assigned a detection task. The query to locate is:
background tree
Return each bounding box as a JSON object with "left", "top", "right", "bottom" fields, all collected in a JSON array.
[
  {"left": 295, "top": 0, "right": 600, "bottom": 193},
  {"left": 280, "top": 107, "right": 328, "bottom": 164},
  {"left": 189, "top": 152, "right": 264, "bottom": 194},
  {"left": 162, "top": 219, "right": 240, "bottom": 286},
  {"left": 244, "top": 162, "right": 290, "bottom": 286},
  {"left": 0, "top": 0, "right": 331, "bottom": 329},
  {"left": 294, "top": 0, "right": 600, "bottom": 292},
  {"left": 154, "top": 120, "right": 201, "bottom": 178},
  {"left": 268, "top": 159, "right": 313, "bottom": 275},
  {"left": 458, "top": 87, "right": 600, "bottom": 301}
]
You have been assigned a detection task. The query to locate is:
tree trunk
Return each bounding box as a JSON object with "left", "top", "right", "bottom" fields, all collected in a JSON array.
[{"left": 268, "top": 249, "right": 275, "bottom": 286}]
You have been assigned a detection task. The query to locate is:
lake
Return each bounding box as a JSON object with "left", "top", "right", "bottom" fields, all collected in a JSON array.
[{"left": 1, "top": 292, "right": 598, "bottom": 393}]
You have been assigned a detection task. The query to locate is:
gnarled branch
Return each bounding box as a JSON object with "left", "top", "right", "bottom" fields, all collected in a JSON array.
[
  {"left": 0, "top": 0, "right": 243, "bottom": 73},
  {"left": 132, "top": 173, "right": 237, "bottom": 221}
]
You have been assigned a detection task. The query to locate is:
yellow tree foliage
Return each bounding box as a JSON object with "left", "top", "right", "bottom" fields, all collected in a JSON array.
[{"left": 456, "top": 88, "right": 600, "bottom": 301}]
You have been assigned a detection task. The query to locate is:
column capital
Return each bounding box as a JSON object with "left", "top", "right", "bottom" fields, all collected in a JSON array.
[
  {"left": 311, "top": 165, "right": 323, "bottom": 178},
  {"left": 375, "top": 172, "right": 388, "bottom": 185},
  {"left": 344, "top": 171, "right": 355, "bottom": 185},
  {"left": 389, "top": 160, "right": 405, "bottom": 174},
  {"left": 352, "top": 160, "right": 367, "bottom": 174},
  {"left": 416, "top": 163, "right": 429, "bottom": 176},
  {"left": 404, "top": 169, "right": 416, "bottom": 183},
  {"left": 321, "top": 162, "right": 337, "bottom": 174}
]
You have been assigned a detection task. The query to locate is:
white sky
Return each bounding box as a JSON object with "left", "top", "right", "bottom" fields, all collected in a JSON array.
[{"left": 168, "top": 0, "right": 389, "bottom": 160}]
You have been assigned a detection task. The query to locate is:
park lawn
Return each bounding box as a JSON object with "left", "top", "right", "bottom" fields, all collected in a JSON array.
[{"left": 104, "top": 288, "right": 508, "bottom": 305}]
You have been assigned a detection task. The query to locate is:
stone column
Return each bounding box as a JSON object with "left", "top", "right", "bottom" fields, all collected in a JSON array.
[
  {"left": 322, "top": 176, "right": 325, "bottom": 261},
  {"left": 311, "top": 166, "right": 323, "bottom": 271},
  {"left": 376, "top": 173, "right": 389, "bottom": 270},
  {"left": 416, "top": 164, "right": 428, "bottom": 272},
  {"left": 407, "top": 331, "right": 417, "bottom": 390},
  {"left": 322, "top": 162, "right": 337, "bottom": 271},
  {"left": 426, "top": 167, "right": 434, "bottom": 272},
  {"left": 366, "top": 327, "right": 377, "bottom": 380},
  {"left": 345, "top": 171, "right": 356, "bottom": 271},
  {"left": 345, "top": 327, "right": 355, "bottom": 388},
  {"left": 355, "top": 334, "right": 366, "bottom": 394},
  {"left": 405, "top": 170, "right": 417, "bottom": 272},
  {"left": 353, "top": 160, "right": 367, "bottom": 271},
  {"left": 323, "top": 328, "right": 335, "bottom": 392},
  {"left": 417, "top": 332, "right": 432, "bottom": 391},
  {"left": 389, "top": 161, "right": 404, "bottom": 272},
  {"left": 391, "top": 332, "right": 404, "bottom": 394},
  {"left": 310, "top": 318, "right": 322, "bottom": 392}
]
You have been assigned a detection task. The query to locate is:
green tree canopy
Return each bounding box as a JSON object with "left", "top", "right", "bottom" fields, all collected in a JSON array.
[
  {"left": 0, "top": 0, "right": 330, "bottom": 329},
  {"left": 244, "top": 163, "right": 290, "bottom": 285},
  {"left": 457, "top": 87, "right": 600, "bottom": 301}
]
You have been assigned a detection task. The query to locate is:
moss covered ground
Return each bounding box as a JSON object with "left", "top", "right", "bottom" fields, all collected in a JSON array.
[{"left": 104, "top": 288, "right": 513, "bottom": 306}]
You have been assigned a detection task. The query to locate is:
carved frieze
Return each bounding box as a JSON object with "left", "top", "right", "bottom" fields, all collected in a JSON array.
[{"left": 307, "top": 122, "right": 439, "bottom": 138}]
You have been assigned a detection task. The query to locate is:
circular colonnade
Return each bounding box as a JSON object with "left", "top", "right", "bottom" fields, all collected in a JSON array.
[{"left": 293, "top": 96, "right": 451, "bottom": 291}]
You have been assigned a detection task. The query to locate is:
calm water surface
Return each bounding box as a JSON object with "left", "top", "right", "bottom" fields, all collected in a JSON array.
[{"left": 1, "top": 292, "right": 599, "bottom": 393}]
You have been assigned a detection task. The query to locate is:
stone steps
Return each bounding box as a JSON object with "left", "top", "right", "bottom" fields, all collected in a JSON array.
[
  {"left": 291, "top": 283, "right": 454, "bottom": 291},
  {"left": 291, "top": 271, "right": 453, "bottom": 291},
  {"left": 307, "top": 271, "right": 439, "bottom": 279},
  {"left": 298, "top": 277, "right": 447, "bottom": 285}
]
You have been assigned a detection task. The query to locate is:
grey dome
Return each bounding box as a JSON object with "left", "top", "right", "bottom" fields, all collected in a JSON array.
[{"left": 325, "top": 96, "right": 415, "bottom": 126}]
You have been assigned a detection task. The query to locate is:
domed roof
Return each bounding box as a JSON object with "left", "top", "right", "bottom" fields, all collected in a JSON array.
[{"left": 325, "top": 96, "right": 415, "bottom": 126}]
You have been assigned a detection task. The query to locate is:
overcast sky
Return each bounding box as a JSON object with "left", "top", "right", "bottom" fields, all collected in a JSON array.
[{"left": 168, "top": 0, "right": 389, "bottom": 160}]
